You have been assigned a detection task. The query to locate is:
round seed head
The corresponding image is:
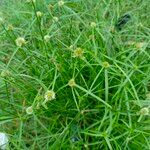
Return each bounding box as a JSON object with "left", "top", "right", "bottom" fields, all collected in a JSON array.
[
  {"left": 58, "top": 0, "right": 65, "bottom": 7},
  {"left": 36, "top": 11, "right": 42, "bottom": 17},
  {"left": 44, "top": 35, "right": 50, "bottom": 42},
  {"left": 139, "top": 107, "right": 149, "bottom": 116},
  {"left": 15, "top": 37, "right": 26, "bottom": 47},
  {"left": 44, "top": 90, "right": 56, "bottom": 101},
  {"left": 26, "top": 106, "right": 33, "bottom": 115}
]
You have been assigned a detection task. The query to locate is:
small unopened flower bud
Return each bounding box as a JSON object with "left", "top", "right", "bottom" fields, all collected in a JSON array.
[
  {"left": 69, "top": 45, "right": 73, "bottom": 49},
  {"left": 44, "top": 35, "right": 50, "bottom": 42},
  {"left": 36, "top": 11, "right": 42, "bottom": 17},
  {"left": 84, "top": 144, "right": 88, "bottom": 148},
  {"left": 90, "top": 22, "right": 96, "bottom": 28},
  {"left": 53, "top": 17, "right": 59, "bottom": 22}
]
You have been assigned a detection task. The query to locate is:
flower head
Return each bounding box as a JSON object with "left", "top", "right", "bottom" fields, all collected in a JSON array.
[
  {"left": 102, "top": 61, "right": 110, "bottom": 68},
  {"left": 44, "top": 35, "right": 50, "bottom": 42},
  {"left": 137, "top": 107, "right": 149, "bottom": 122},
  {"left": 110, "top": 26, "right": 115, "bottom": 33},
  {"left": 44, "top": 90, "right": 56, "bottom": 101},
  {"left": 36, "top": 11, "right": 42, "bottom": 17},
  {"left": 15, "top": 37, "right": 26, "bottom": 47},
  {"left": 90, "top": 22, "right": 96, "bottom": 28},
  {"left": 139, "top": 107, "right": 149, "bottom": 116},
  {"left": 73, "top": 47, "right": 84, "bottom": 58},
  {"left": 0, "top": 133, "right": 8, "bottom": 150},
  {"left": 26, "top": 106, "right": 33, "bottom": 115},
  {"left": 68, "top": 79, "right": 76, "bottom": 87},
  {"left": 53, "top": 17, "right": 59, "bottom": 22},
  {"left": 58, "top": 0, "right": 65, "bottom": 7}
]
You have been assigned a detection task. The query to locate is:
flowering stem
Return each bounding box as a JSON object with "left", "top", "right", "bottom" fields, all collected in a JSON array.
[
  {"left": 105, "top": 69, "right": 109, "bottom": 102},
  {"left": 1, "top": 23, "right": 16, "bottom": 45},
  {"left": 31, "top": 1, "right": 50, "bottom": 65},
  {"left": 31, "top": 2, "right": 44, "bottom": 39}
]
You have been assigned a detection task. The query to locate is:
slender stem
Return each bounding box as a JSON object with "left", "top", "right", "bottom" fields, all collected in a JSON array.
[{"left": 105, "top": 69, "right": 109, "bottom": 102}]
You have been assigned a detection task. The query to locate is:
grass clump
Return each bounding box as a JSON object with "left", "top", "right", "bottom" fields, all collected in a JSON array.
[{"left": 0, "top": 0, "right": 150, "bottom": 149}]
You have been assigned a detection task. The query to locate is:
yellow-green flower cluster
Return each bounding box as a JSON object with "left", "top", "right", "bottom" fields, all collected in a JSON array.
[
  {"left": 73, "top": 48, "right": 84, "bottom": 58},
  {"left": 44, "top": 35, "right": 50, "bottom": 42},
  {"left": 15, "top": 37, "right": 26, "bottom": 47},
  {"left": 102, "top": 61, "right": 110, "bottom": 68},
  {"left": 36, "top": 11, "right": 42, "bottom": 17},
  {"left": 90, "top": 22, "right": 96, "bottom": 28},
  {"left": 68, "top": 79, "right": 76, "bottom": 87},
  {"left": 44, "top": 90, "right": 56, "bottom": 102}
]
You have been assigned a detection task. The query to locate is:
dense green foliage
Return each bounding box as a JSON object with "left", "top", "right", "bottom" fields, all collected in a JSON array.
[{"left": 0, "top": 0, "right": 150, "bottom": 149}]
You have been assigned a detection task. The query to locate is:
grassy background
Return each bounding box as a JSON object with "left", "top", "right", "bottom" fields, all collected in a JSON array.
[{"left": 0, "top": 0, "right": 150, "bottom": 149}]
